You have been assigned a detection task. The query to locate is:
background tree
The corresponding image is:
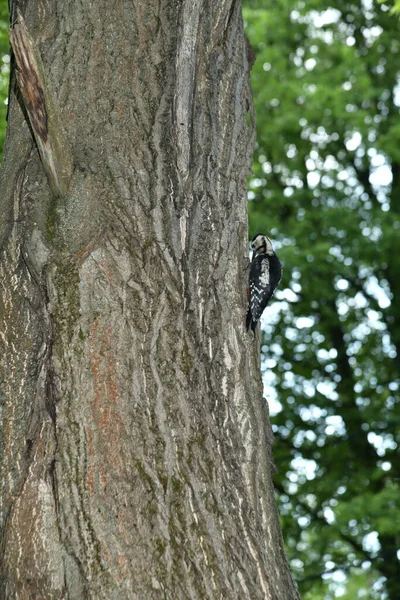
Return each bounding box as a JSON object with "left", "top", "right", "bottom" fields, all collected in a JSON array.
[
  {"left": 0, "top": 1, "right": 300, "bottom": 599},
  {"left": 244, "top": 1, "right": 400, "bottom": 599}
]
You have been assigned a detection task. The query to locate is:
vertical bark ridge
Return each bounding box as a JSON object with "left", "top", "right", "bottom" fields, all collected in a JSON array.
[{"left": 0, "top": 155, "right": 63, "bottom": 597}]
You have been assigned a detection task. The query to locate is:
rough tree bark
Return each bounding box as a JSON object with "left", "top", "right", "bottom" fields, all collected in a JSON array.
[{"left": 0, "top": 1, "right": 300, "bottom": 599}]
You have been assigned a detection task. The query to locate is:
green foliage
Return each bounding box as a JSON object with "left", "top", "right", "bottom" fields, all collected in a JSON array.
[
  {"left": 382, "top": 0, "right": 400, "bottom": 15},
  {"left": 244, "top": 1, "right": 400, "bottom": 599},
  {"left": 0, "top": 0, "right": 9, "bottom": 161}
]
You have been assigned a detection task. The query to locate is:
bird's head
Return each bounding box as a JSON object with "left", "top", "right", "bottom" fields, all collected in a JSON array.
[{"left": 251, "top": 233, "right": 274, "bottom": 258}]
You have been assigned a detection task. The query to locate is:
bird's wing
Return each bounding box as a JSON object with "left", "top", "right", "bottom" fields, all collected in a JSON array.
[{"left": 249, "top": 255, "right": 274, "bottom": 321}]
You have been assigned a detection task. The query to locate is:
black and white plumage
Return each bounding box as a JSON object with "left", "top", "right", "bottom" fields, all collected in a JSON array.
[{"left": 246, "top": 233, "right": 282, "bottom": 333}]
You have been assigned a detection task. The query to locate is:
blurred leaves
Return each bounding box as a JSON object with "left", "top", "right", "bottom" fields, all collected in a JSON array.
[{"left": 245, "top": 0, "right": 400, "bottom": 599}]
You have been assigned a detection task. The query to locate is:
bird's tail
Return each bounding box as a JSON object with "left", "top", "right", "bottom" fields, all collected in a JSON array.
[{"left": 246, "top": 309, "right": 256, "bottom": 333}]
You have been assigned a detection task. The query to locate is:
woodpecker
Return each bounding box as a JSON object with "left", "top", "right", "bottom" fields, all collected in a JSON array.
[{"left": 246, "top": 233, "right": 282, "bottom": 333}]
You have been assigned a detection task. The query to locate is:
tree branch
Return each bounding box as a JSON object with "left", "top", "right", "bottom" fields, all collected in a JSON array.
[{"left": 9, "top": 10, "right": 72, "bottom": 197}]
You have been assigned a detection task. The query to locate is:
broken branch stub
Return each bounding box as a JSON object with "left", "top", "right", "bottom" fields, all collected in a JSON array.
[{"left": 9, "top": 11, "right": 72, "bottom": 197}]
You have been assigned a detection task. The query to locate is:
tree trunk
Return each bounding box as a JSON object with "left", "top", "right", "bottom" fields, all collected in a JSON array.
[{"left": 0, "top": 2, "right": 300, "bottom": 599}]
